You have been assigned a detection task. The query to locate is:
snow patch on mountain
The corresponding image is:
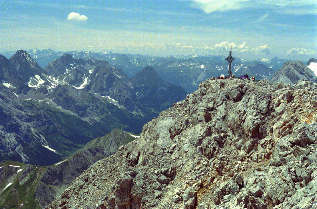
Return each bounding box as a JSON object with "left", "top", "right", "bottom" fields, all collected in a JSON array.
[
  {"left": 65, "top": 68, "right": 70, "bottom": 75},
  {"left": 35, "top": 75, "right": 44, "bottom": 83},
  {"left": 307, "top": 61, "right": 317, "bottom": 76},
  {"left": 101, "top": 95, "right": 122, "bottom": 108},
  {"left": 43, "top": 145, "right": 57, "bottom": 153},
  {"left": 216, "top": 65, "right": 224, "bottom": 71},
  {"left": 38, "top": 98, "right": 55, "bottom": 105},
  {"left": 9, "top": 165, "right": 21, "bottom": 168},
  {"left": 46, "top": 75, "right": 62, "bottom": 89},
  {"left": 2, "top": 82, "right": 16, "bottom": 89},
  {"left": 55, "top": 159, "right": 67, "bottom": 166},
  {"left": 113, "top": 71, "right": 122, "bottom": 79},
  {"left": 2, "top": 182, "right": 13, "bottom": 191},
  {"left": 233, "top": 63, "right": 244, "bottom": 72},
  {"left": 129, "top": 133, "right": 140, "bottom": 138},
  {"left": 240, "top": 58, "right": 247, "bottom": 62},
  {"left": 74, "top": 77, "right": 89, "bottom": 89},
  {"left": 104, "top": 96, "right": 118, "bottom": 103},
  {"left": 28, "top": 75, "right": 45, "bottom": 88},
  {"left": 89, "top": 69, "right": 94, "bottom": 74}
]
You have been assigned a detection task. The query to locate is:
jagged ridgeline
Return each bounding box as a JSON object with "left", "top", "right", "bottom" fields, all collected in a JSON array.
[
  {"left": 49, "top": 79, "right": 316, "bottom": 209},
  {"left": 0, "top": 129, "right": 136, "bottom": 209},
  {"left": 271, "top": 61, "right": 317, "bottom": 84},
  {"left": 0, "top": 50, "right": 186, "bottom": 165}
]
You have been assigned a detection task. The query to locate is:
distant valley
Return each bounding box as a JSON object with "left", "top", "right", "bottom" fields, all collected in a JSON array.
[
  {"left": 0, "top": 129, "right": 135, "bottom": 208},
  {"left": 0, "top": 50, "right": 186, "bottom": 165}
]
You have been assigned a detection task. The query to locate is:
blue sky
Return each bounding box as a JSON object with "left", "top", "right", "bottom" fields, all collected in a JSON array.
[{"left": 0, "top": 0, "right": 316, "bottom": 59}]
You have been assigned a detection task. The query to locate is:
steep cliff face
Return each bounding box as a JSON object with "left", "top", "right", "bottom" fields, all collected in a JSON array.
[
  {"left": 50, "top": 79, "right": 317, "bottom": 209},
  {"left": 0, "top": 50, "right": 43, "bottom": 92},
  {"left": 0, "top": 51, "right": 186, "bottom": 165},
  {"left": 271, "top": 61, "right": 317, "bottom": 84},
  {"left": 131, "top": 66, "right": 187, "bottom": 112}
]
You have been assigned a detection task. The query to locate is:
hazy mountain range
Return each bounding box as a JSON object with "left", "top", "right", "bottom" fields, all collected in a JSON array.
[
  {"left": 2, "top": 49, "right": 291, "bottom": 92},
  {"left": 1, "top": 49, "right": 316, "bottom": 208},
  {"left": 1, "top": 49, "right": 315, "bottom": 166},
  {"left": 0, "top": 50, "right": 186, "bottom": 165}
]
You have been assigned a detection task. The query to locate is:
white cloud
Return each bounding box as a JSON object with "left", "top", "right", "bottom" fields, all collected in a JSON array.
[
  {"left": 213, "top": 41, "right": 274, "bottom": 56},
  {"left": 257, "top": 44, "right": 269, "bottom": 50},
  {"left": 190, "top": 0, "right": 316, "bottom": 14},
  {"left": 287, "top": 48, "right": 315, "bottom": 55},
  {"left": 215, "top": 41, "right": 237, "bottom": 49},
  {"left": 67, "top": 12, "right": 88, "bottom": 21},
  {"left": 254, "top": 44, "right": 271, "bottom": 55},
  {"left": 191, "top": 0, "right": 250, "bottom": 13},
  {"left": 182, "top": 45, "right": 194, "bottom": 48},
  {"left": 263, "top": 0, "right": 316, "bottom": 7},
  {"left": 214, "top": 41, "right": 250, "bottom": 52},
  {"left": 238, "top": 42, "right": 247, "bottom": 49},
  {"left": 279, "top": 8, "right": 317, "bottom": 15}
]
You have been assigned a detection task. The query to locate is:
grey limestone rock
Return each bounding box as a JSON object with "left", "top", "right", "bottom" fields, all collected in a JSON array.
[{"left": 49, "top": 79, "right": 317, "bottom": 209}]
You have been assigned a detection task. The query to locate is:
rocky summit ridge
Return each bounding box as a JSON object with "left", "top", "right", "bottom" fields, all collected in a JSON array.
[
  {"left": 271, "top": 61, "right": 317, "bottom": 84},
  {"left": 50, "top": 78, "right": 317, "bottom": 209}
]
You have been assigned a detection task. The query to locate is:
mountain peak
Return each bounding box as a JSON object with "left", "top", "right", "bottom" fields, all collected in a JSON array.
[
  {"left": 50, "top": 53, "right": 88, "bottom": 68},
  {"left": 131, "top": 65, "right": 186, "bottom": 111},
  {"left": 131, "top": 66, "right": 163, "bottom": 90},
  {"left": 0, "top": 54, "right": 9, "bottom": 65},
  {"left": 271, "top": 60, "right": 316, "bottom": 84},
  {"left": 307, "top": 58, "right": 317, "bottom": 65},
  {"left": 46, "top": 53, "right": 79, "bottom": 76},
  {"left": 283, "top": 60, "right": 305, "bottom": 67},
  {"left": 134, "top": 66, "right": 160, "bottom": 81},
  {"left": 59, "top": 53, "right": 75, "bottom": 63},
  {"left": 6, "top": 50, "right": 42, "bottom": 86},
  {"left": 10, "top": 50, "right": 36, "bottom": 65},
  {"left": 15, "top": 49, "right": 29, "bottom": 56}
]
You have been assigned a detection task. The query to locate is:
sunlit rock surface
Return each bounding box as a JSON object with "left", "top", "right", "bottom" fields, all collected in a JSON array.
[{"left": 48, "top": 78, "right": 316, "bottom": 208}]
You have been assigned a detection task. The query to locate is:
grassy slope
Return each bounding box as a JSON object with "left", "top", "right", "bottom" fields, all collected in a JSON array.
[
  {"left": 0, "top": 129, "right": 136, "bottom": 209},
  {"left": 0, "top": 161, "right": 46, "bottom": 209}
]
